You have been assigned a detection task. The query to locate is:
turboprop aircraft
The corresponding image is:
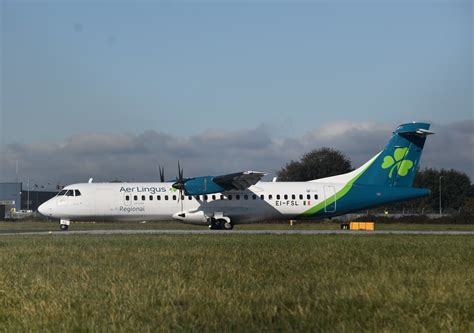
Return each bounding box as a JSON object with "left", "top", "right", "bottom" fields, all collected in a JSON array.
[{"left": 38, "top": 122, "right": 433, "bottom": 230}]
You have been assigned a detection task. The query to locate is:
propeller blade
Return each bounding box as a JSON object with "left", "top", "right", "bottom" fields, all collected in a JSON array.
[
  {"left": 172, "top": 161, "right": 186, "bottom": 190},
  {"left": 159, "top": 165, "right": 165, "bottom": 182},
  {"left": 178, "top": 161, "right": 184, "bottom": 182},
  {"left": 174, "top": 161, "right": 185, "bottom": 212}
]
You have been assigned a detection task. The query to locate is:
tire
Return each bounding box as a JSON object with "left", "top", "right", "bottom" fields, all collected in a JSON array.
[
  {"left": 60, "top": 224, "right": 69, "bottom": 231},
  {"left": 222, "top": 220, "right": 233, "bottom": 230}
]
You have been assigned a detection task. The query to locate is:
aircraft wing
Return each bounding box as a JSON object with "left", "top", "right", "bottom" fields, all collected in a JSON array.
[
  {"left": 174, "top": 171, "right": 267, "bottom": 196},
  {"left": 213, "top": 171, "right": 267, "bottom": 191}
]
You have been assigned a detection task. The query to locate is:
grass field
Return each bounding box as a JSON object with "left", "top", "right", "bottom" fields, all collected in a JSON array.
[{"left": 0, "top": 234, "right": 473, "bottom": 331}]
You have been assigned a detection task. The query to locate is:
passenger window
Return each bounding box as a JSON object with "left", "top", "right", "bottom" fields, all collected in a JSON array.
[
  {"left": 75, "top": 190, "right": 82, "bottom": 197},
  {"left": 172, "top": 195, "right": 177, "bottom": 201},
  {"left": 269, "top": 194, "right": 273, "bottom": 200},
  {"left": 125, "top": 195, "right": 130, "bottom": 201},
  {"left": 203, "top": 195, "right": 208, "bottom": 201},
  {"left": 212, "top": 195, "right": 216, "bottom": 200},
  {"left": 228, "top": 195, "right": 233, "bottom": 200},
  {"left": 134, "top": 195, "right": 138, "bottom": 201},
  {"left": 236, "top": 195, "right": 240, "bottom": 200},
  {"left": 276, "top": 194, "right": 280, "bottom": 200},
  {"left": 299, "top": 194, "right": 303, "bottom": 200},
  {"left": 220, "top": 195, "right": 224, "bottom": 200},
  {"left": 284, "top": 194, "right": 288, "bottom": 200},
  {"left": 291, "top": 194, "right": 295, "bottom": 200},
  {"left": 165, "top": 195, "right": 169, "bottom": 200},
  {"left": 307, "top": 194, "right": 311, "bottom": 200},
  {"left": 149, "top": 195, "right": 153, "bottom": 201},
  {"left": 314, "top": 194, "right": 318, "bottom": 200},
  {"left": 157, "top": 195, "right": 161, "bottom": 200},
  {"left": 260, "top": 195, "right": 264, "bottom": 200},
  {"left": 181, "top": 195, "right": 184, "bottom": 201},
  {"left": 252, "top": 195, "right": 256, "bottom": 200},
  {"left": 195, "top": 195, "right": 200, "bottom": 201},
  {"left": 244, "top": 195, "right": 248, "bottom": 200},
  {"left": 188, "top": 196, "right": 192, "bottom": 200},
  {"left": 142, "top": 195, "right": 146, "bottom": 201}
]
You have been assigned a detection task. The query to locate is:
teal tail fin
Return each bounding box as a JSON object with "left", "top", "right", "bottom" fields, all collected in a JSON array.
[{"left": 355, "top": 122, "right": 433, "bottom": 187}]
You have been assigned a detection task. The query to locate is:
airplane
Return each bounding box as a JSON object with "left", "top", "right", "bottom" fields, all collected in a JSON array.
[{"left": 38, "top": 122, "right": 433, "bottom": 231}]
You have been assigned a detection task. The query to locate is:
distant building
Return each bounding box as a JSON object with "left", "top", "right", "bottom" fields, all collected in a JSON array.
[
  {"left": 20, "top": 189, "right": 56, "bottom": 211},
  {"left": 0, "top": 182, "right": 57, "bottom": 218},
  {"left": 0, "top": 182, "right": 22, "bottom": 214}
]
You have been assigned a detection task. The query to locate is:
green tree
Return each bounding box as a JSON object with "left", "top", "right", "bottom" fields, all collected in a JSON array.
[
  {"left": 427, "top": 169, "right": 471, "bottom": 212},
  {"left": 277, "top": 148, "right": 352, "bottom": 181},
  {"left": 386, "top": 168, "right": 472, "bottom": 214}
]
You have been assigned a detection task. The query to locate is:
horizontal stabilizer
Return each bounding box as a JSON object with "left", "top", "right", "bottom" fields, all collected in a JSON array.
[{"left": 397, "top": 127, "right": 434, "bottom": 137}]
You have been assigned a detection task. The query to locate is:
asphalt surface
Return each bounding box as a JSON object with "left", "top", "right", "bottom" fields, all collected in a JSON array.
[{"left": 1, "top": 229, "right": 474, "bottom": 236}]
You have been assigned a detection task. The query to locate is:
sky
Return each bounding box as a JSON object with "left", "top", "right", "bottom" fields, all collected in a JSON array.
[{"left": 0, "top": 0, "right": 472, "bottom": 188}]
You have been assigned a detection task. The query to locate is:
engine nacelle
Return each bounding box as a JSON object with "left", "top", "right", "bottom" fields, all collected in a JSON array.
[{"left": 183, "top": 176, "right": 226, "bottom": 196}]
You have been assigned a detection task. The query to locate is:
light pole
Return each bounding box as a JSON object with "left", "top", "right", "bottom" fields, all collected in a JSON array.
[
  {"left": 26, "top": 178, "right": 36, "bottom": 211},
  {"left": 439, "top": 176, "right": 443, "bottom": 216},
  {"left": 27, "top": 178, "right": 30, "bottom": 211}
]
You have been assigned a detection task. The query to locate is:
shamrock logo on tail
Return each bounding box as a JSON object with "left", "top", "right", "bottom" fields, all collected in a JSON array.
[{"left": 381, "top": 147, "right": 414, "bottom": 178}]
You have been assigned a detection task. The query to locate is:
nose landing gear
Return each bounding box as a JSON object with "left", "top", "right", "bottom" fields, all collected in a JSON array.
[{"left": 59, "top": 219, "right": 70, "bottom": 231}]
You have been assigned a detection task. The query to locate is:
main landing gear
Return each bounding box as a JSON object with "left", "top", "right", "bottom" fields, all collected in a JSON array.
[{"left": 209, "top": 218, "right": 234, "bottom": 230}]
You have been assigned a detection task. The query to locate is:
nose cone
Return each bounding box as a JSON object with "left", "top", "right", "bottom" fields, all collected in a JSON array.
[{"left": 38, "top": 201, "right": 50, "bottom": 216}]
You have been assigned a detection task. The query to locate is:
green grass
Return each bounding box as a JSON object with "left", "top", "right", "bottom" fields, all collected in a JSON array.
[{"left": 0, "top": 234, "right": 473, "bottom": 331}]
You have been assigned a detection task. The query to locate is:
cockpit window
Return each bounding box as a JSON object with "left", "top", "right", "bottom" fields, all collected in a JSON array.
[{"left": 57, "top": 189, "right": 81, "bottom": 196}]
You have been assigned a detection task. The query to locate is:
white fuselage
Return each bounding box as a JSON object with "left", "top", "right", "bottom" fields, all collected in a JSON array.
[{"left": 38, "top": 181, "right": 343, "bottom": 225}]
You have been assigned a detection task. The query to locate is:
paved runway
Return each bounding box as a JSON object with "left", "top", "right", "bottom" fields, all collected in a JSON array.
[{"left": 1, "top": 229, "right": 474, "bottom": 236}]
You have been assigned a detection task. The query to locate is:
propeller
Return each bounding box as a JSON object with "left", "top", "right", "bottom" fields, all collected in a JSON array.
[
  {"left": 159, "top": 165, "right": 165, "bottom": 182},
  {"left": 172, "top": 161, "right": 186, "bottom": 212},
  {"left": 172, "top": 161, "right": 185, "bottom": 190}
]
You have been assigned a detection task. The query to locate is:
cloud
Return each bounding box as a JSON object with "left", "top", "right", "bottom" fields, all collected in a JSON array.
[
  {"left": 64, "top": 133, "right": 149, "bottom": 156},
  {"left": 1, "top": 120, "right": 472, "bottom": 189},
  {"left": 422, "top": 120, "right": 474, "bottom": 175}
]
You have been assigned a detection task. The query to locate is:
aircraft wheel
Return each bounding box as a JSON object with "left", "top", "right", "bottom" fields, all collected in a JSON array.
[
  {"left": 222, "top": 221, "right": 233, "bottom": 230},
  {"left": 60, "top": 224, "right": 69, "bottom": 231},
  {"left": 209, "top": 219, "right": 222, "bottom": 230}
]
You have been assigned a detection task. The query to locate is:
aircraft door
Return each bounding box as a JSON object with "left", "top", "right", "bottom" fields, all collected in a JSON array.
[
  {"left": 94, "top": 189, "right": 115, "bottom": 216},
  {"left": 323, "top": 185, "right": 336, "bottom": 213}
]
